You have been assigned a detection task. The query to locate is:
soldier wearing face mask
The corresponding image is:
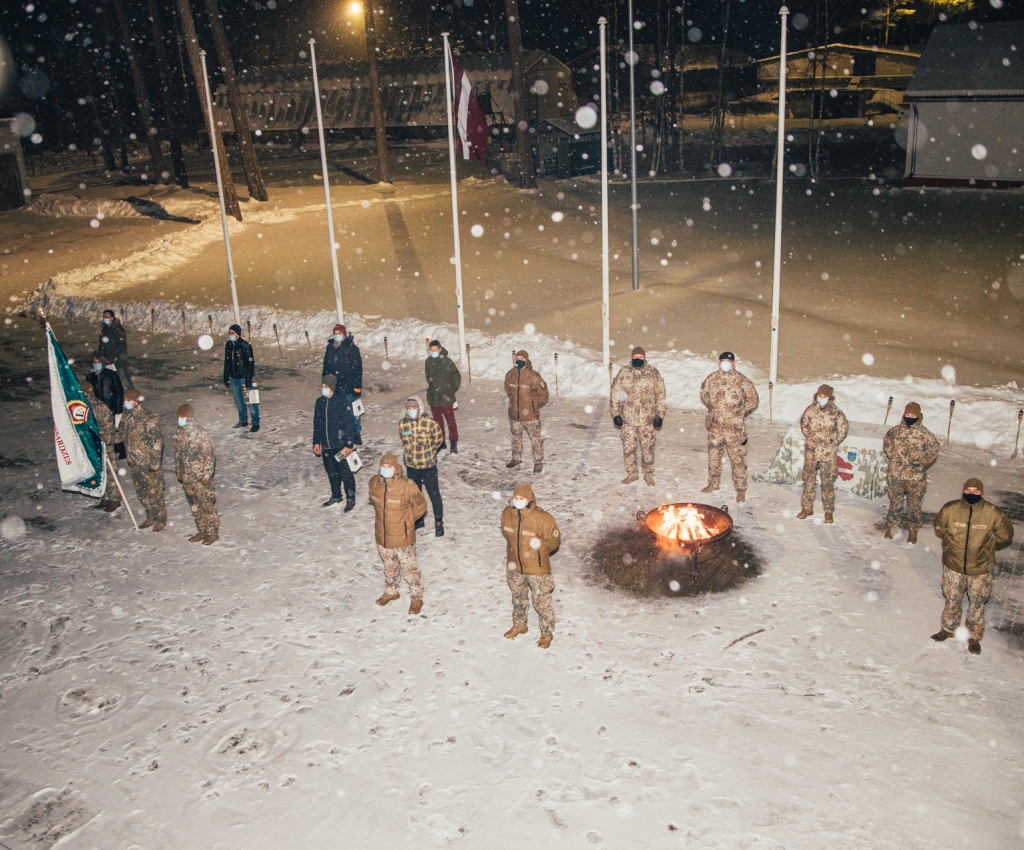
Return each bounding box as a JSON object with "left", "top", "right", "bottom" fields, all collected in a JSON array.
[
  {"left": 797, "top": 384, "right": 848, "bottom": 522},
  {"left": 882, "top": 402, "right": 940, "bottom": 544},
  {"left": 399, "top": 396, "right": 445, "bottom": 537},
  {"left": 699, "top": 351, "right": 759, "bottom": 502},
  {"left": 931, "top": 478, "right": 1013, "bottom": 654},
  {"left": 610, "top": 346, "right": 666, "bottom": 486},
  {"left": 504, "top": 349, "right": 549, "bottom": 473},
  {"left": 121, "top": 389, "right": 166, "bottom": 531},
  {"left": 174, "top": 404, "right": 219, "bottom": 545}
]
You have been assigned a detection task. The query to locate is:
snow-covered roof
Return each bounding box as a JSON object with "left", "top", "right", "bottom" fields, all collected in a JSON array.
[{"left": 905, "top": 21, "right": 1024, "bottom": 99}]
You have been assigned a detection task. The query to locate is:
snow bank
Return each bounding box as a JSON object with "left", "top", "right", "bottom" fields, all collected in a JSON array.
[
  {"left": 28, "top": 193, "right": 145, "bottom": 218},
  {"left": 27, "top": 289, "right": 1024, "bottom": 452}
]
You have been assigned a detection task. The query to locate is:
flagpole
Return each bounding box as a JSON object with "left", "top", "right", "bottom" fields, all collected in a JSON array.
[
  {"left": 442, "top": 32, "right": 468, "bottom": 370},
  {"left": 769, "top": 6, "right": 789, "bottom": 387},
  {"left": 599, "top": 16, "right": 610, "bottom": 392},
  {"left": 104, "top": 451, "right": 139, "bottom": 530},
  {"left": 309, "top": 40, "right": 345, "bottom": 325},
  {"left": 200, "top": 49, "right": 241, "bottom": 326},
  {"left": 627, "top": 0, "right": 640, "bottom": 291}
]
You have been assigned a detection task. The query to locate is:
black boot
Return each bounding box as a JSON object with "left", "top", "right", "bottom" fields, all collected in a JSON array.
[
  {"left": 344, "top": 493, "right": 356, "bottom": 513},
  {"left": 323, "top": 496, "right": 342, "bottom": 507},
  {"left": 439, "top": 440, "right": 447, "bottom": 451},
  {"left": 415, "top": 516, "right": 425, "bottom": 530},
  {"left": 353, "top": 433, "right": 362, "bottom": 446},
  {"left": 450, "top": 441, "right": 458, "bottom": 454},
  {"left": 435, "top": 520, "right": 445, "bottom": 537}
]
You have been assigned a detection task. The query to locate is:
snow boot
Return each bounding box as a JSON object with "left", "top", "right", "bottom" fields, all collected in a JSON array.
[
  {"left": 409, "top": 599, "right": 423, "bottom": 615},
  {"left": 931, "top": 629, "right": 953, "bottom": 642},
  {"left": 323, "top": 496, "right": 342, "bottom": 508},
  {"left": 621, "top": 473, "right": 639, "bottom": 484},
  {"left": 202, "top": 533, "right": 218, "bottom": 546},
  {"left": 736, "top": 492, "right": 746, "bottom": 503},
  {"left": 643, "top": 472, "right": 656, "bottom": 486},
  {"left": 344, "top": 495, "right": 356, "bottom": 513},
  {"left": 533, "top": 462, "right": 543, "bottom": 474},
  {"left": 250, "top": 424, "right": 260, "bottom": 434},
  {"left": 435, "top": 521, "right": 444, "bottom": 537},
  {"left": 232, "top": 421, "right": 248, "bottom": 429},
  {"left": 152, "top": 522, "right": 165, "bottom": 532},
  {"left": 450, "top": 441, "right": 458, "bottom": 454},
  {"left": 138, "top": 519, "right": 154, "bottom": 529},
  {"left": 504, "top": 624, "right": 528, "bottom": 640},
  {"left": 415, "top": 516, "right": 426, "bottom": 530},
  {"left": 103, "top": 502, "right": 120, "bottom": 513},
  {"left": 824, "top": 512, "right": 834, "bottom": 524},
  {"left": 907, "top": 528, "right": 918, "bottom": 545},
  {"left": 701, "top": 484, "right": 718, "bottom": 494},
  {"left": 968, "top": 640, "right": 982, "bottom": 655},
  {"left": 884, "top": 525, "right": 897, "bottom": 540},
  {"left": 376, "top": 592, "right": 400, "bottom": 606},
  {"left": 537, "top": 634, "right": 552, "bottom": 649},
  {"left": 506, "top": 459, "right": 521, "bottom": 469},
  {"left": 439, "top": 441, "right": 447, "bottom": 451},
  {"left": 189, "top": 532, "right": 205, "bottom": 544}
]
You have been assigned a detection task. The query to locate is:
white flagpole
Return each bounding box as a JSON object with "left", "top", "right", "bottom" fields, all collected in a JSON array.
[
  {"left": 199, "top": 50, "right": 241, "bottom": 326},
  {"left": 769, "top": 6, "right": 789, "bottom": 388},
  {"left": 628, "top": 0, "right": 640, "bottom": 291},
  {"left": 442, "top": 32, "right": 468, "bottom": 370},
  {"left": 599, "top": 17, "right": 610, "bottom": 391},
  {"left": 310, "top": 39, "right": 345, "bottom": 325}
]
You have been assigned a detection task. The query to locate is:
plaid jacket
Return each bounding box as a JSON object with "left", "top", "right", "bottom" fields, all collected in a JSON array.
[{"left": 400, "top": 397, "right": 443, "bottom": 469}]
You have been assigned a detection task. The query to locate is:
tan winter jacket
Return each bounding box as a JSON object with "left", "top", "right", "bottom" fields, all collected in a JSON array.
[
  {"left": 501, "top": 482, "right": 561, "bottom": 575},
  {"left": 368, "top": 453, "right": 428, "bottom": 549},
  {"left": 883, "top": 420, "right": 940, "bottom": 482},
  {"left": 610, "top": 362, "right": 667, "bottom": 427},
  {"left": 504, "top": 355, "right": 549, "bottom": 422},
  {"left": 800, "top": 399, "right": 849, "bottom": 459},
  {"left": 935, "top": 497, "right": 1014, "bottom": 576},
  {"left": 700, "top": 369, "right": 759, "bottom": 434}
]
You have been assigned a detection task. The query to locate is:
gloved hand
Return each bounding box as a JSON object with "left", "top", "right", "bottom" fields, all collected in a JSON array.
[
  {"left": 653, "top": 416, "right": 663, "bottom": 429},
  {"left": 613, "top": 415, "right": 623, "bottom": 428}
]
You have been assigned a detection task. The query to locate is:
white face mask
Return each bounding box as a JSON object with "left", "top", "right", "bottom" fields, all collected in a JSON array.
[
  {"left": 406, "top": 408, "right": 418, "bottom": 419},
  {"left": 178, "top": 417, "right": 189, "bottom": 427},
  {"left": 103, "top": 317, "right": 111, "bottom": 326},
  {"left": 380, "top": 467, "right": 395, "bottom": 479},
  {"left": 334, "top": 334, "right": 344, "bottom": 343},
  {"left": 322, "top": 387, "right": 331, "bottom": 397},
  {"left": 816, "top": 397, "right": 829, "bottom": 407},
  {"left": 123, "top": 401, "right": 134, "bottom": 411},
  {"left": 92, "top": 362, "right": 103, "bottom": 372},
  {"left": 228, "top": 334, "right": 238, "bottom": 342},
  {"left": 430, "top": 350, "right": 440, "bottom": 358},
  {"left": 719, "top": 361, "right": 733, "bottom": 372},
  {"left": 512, "top": 497, "right": 529, "bottom": 509}
]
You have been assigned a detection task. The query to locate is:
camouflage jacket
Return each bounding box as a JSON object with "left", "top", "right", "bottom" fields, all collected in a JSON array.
[
  {"left": 175, "top": 421, "right": 215, "bottom": 483},
  {"left": 90, "top": 398, "right": 121, "bottom": 446},
  {"left": 800, "top": 401, "right": 849, "bottom": 459},
  {"left": 883, "top": 421, "right": 940, "bottom": 482},
  {"left": 699, "top": 369, "right": 759, "bottom": 433},
  {"left": 123, "top": 406, "right": 163, "bottom": 471},
  {"left": 610, "top": 363, "right": 667, "bottom": 427}
]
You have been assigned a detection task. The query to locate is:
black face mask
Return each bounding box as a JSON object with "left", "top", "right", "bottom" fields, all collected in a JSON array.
[
  {"left": 631, "top": 358, "right": 645, "bottom": 369},
  {"left": 963, "top": 492, "right": 982, "bottom": 505},
  {"left": 904, "top": 417, "right": 918, "bottom": 427},
  {"left": 515, "top": 360, "right": 526, "bottom": 369}
]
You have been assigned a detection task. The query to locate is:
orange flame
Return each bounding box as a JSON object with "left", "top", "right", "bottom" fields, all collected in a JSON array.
[{"left": 649, "top": 504, "right": 715, "bottom": 542}]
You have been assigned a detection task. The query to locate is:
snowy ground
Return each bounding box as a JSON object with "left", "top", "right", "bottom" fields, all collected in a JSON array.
[{"left": 2, "top": 317, "right": 1024, "bottom": 849}]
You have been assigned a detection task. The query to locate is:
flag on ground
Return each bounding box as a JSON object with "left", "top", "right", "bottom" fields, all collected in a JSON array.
[
  {"left": 449, "top": 49, "right": 488, "bottom": 164},
  {"left": 46, "top": 324, "right": 106, "bottom": 497}
]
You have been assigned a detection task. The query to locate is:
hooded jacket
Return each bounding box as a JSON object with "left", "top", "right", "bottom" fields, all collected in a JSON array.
[
  {"left": 800, "top": 387, "right": 849, "bottom": 459},
  {"left": 322, "top": 335, "right": 362, "bottom": 396},
  {"left": 97, "top": 318, "right": 129, "bottom": 368},
  {"left": 934, "top": 496, "right": 1013, "bottom": 576},
  {"left": 312, "top": 391, "right": 355, "bottom": 451},
  {"left": 504, "top": 353, "right": 549, "bottom": 422},
  {"left": 501, "top": 483, "right": 561, "bottom": 576},
  {"left": 425, "top": 347, "right": 461, "bottom": 407},
  {"left": 223, "top": 336, "right": 256, "bottom": 386},
  {"left": 883, "top": 418, "right": 940, "bottom": 481},
  {"left": 368, "top": 453, "right": 428, "bottom": 549},
  {"left": 399, "top": 396, "right": 444, "bottom": 469},
  {"left": 610, "top": 361, "right": 667, "bottom": 427}
]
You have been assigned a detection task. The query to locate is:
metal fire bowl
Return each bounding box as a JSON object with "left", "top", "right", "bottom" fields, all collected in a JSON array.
[{"left": 637, "top": 503, "right": 733, "bottom": 555}]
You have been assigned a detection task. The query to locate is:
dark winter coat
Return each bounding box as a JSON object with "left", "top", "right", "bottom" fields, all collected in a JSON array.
[
  {"left": 97, "top": 318, "right": 129, "bottom": 369},
  {"left": 223, "top": 337, "right": 256, "bottom": 386},
  {"left": 425, "top": 348, "right": 461, "bottom": 407},
  {"left": 87, "top": 365, "right": 124, "bottom": 414},
  {"left": 934, "top": 497, "right": 1014, "bottom": 576},
  {"left": 312, "top": 392, "right": 355, "bottom": 452},
  {"left": 322, "top": 337, "right": 362, "bottom": 396}
]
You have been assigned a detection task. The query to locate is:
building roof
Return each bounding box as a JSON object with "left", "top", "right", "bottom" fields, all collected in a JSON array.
[
  {"left": 905, "top": 22, "right": 1024, "bottom": 99},
  {"left": 751, "top": 43, "right": 921, "bottom": 66}
]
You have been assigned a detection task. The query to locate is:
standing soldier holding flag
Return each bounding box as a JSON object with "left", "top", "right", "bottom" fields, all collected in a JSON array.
[
  {"left": 81, "top": 382, "right": 122, "bottom": 513},
  {"left": 122, "top": 389, "right": 167, "bottom": 532}
]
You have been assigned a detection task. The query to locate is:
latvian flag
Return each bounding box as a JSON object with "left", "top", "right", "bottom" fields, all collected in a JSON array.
[{"left": 448, "top": 47, "right": 488, "bottom": 164}]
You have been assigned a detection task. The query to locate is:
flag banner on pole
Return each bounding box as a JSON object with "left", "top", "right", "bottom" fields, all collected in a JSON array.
[
  {"left": 46, "top": 325, "right": 106, "bottom": 497},
  {"left": 448, "top": 47, "right": 488, "bottom": 164}
]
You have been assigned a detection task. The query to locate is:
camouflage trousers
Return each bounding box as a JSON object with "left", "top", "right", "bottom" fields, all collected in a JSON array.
[
  {"left": 707, "top": 430, "right": 748, "bottom": 493},
  {"left": 182, "top": 478, "right": 219, "bottom": 537},
  {"left": 129, "top": 464, "right": 166, "bottom": 524},
  {"left": 622, "top": 424, "right": 656, "bottom": 476},
  {"left": 941, "top": 568, "right": 993, "bottom": 640},
  {"left": 102, "top": 446, "right": 121, "bottom": 506},
  {"left": 510, "top": 419, "right": 544, "bottom": 465},
  {"left": 507, "top": 567, "right": 555, "bottom": 635},
  {"left": 378, "top": 544, "right": 423, "bottom": 601},
  {"left": 801, "top": 453, "right": 837, "bottom": 513},
  {"left": 887, "top": 476, "right": 926, "bottom": 529}
]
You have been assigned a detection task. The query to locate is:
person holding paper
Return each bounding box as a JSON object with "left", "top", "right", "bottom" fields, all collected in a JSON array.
[
  {"left": 313, "top": 375, "right": 356, "bottom": 512},
  {"left": 400, "top": 396, "right": 445, "bottom": 537},
  {"left": 224, "top": 324, "right": 260, "bottom": 433}
]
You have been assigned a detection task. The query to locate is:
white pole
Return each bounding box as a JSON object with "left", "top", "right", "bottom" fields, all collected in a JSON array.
[
  {"left": 599, "top": 17, "right": 611, "bottom": 391},
  {"left": 769, "top": 6, "right": 789, "bottom": 388},
  {"left": 442, "top": 33, "right": 468, "bottom": 370},
  {"left": 628, "top": 0, "right": 640, "bottom": 291},
  {"left": 310, "top": 40, "right": 344, "bottom": 325},
  {"left": 199, "top": 50, "right": 241, "bottom": 326}
]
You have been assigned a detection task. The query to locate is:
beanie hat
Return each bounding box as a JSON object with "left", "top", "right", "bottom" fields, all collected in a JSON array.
[
  {"left": 631, "top": 346, "right": 646, "bottom": 357},
  {"left": 815, "top": 384, "right": 834, "bottom": 399},
  {"left": 963, "top": 477, "right": 984, "bottom": 494},
  {"left": 321, "top": 374, "right": 337, "bottom": 391},
  {"left": 719, "top": 351, "right": 736, "bottom": 361},
  {"left": 333, "top": 324, "right": 346, "bottom": 336},
  {"left": 229, "top": 324, "right": 242, "bottom": 336},
  {"left": 380, "top": 452, "right": 399, "bottom": 470},
  {"left": 177, "top": 404, "right": 194, "bottom": 419},
  {"left": 81, "top": 381, "right": 94, "bottom": 395},
  {"left": 125, "top": 389, "right": 142, "bottom": 402},
  {"left": 515, "top": 349, "right": 529, "bottom": 361},
  {"left": 904, "top": 402, "right": 922, "bottom": 419}
]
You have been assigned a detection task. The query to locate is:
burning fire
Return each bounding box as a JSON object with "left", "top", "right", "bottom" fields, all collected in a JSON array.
[{"left": 649, "top": 504, "right": 716, "bottom": 542}]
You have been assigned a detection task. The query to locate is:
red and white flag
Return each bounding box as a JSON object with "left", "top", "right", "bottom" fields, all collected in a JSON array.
[{"left": 448, "top": 48, "right": 488, "bottom": 164}]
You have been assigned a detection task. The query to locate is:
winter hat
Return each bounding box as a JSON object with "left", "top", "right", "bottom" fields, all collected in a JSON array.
[
  {"left": 405, "top": 396, "right": 425, "bottom": 415},
  {"left": 904, "top": 402, "right": 922, "bottom": 419},
  {"left": 719, "top": 351, "right": 736, "bottom": 361},
  {"left": 229, "top": 324, "right": 242, "bottom": 336},
  {"left": 177, "top": 404, "right": 194, "bottom": 419},
  {"left": 333, "top": 324, "right": 346, "bottom": 336},
  {"left": 515, "top": 349, "right": 529, "bottom": 361},
  {"left": 511, "top": 482, "right": 536, "bottom": 507},
  {"left": 321, "top": 374, "right": 337, "bottom": 391},
  {"left": 631, "top": 346, "right": 646, "bottom": 357},
  {"left": 81, "top": 382, "right": 94, "bottom": 396},
  {"left": 963, "top": 477, "right": 984, "bottom": 494},
  {"left": 380, "top": 452, "right": 400, "bottom": 471},
  {"left": 815, "top": 384, "right": 834, "bottom": 399},
  {"left": 125, "top": 389, "right": 142, "bottom": 403}
]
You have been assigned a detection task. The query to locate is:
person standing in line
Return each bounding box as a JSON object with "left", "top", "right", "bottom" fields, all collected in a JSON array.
[
  {"left": 610, "top": 346, "right": 666, "bottom": 486},
  {"left": 400, "top": 396, "right": 445, "bottom": 537},
  {"left": 322, "top": 324, "right": 363, "bottom": 445},
  {"left": 883, "top": 401, "right": 940, "bottom": 544},
  {"left": 312, "top": 375, "right": 357, "bottom": 511},
  {"left": 224, "top": 324, "right": 260, "bottom": 433},
  {"left": 501, "top": 482, "right": 561, "bottom": 649},
  {"left": 700, "top": 351, "right": 759, "bottom": 502},
  {"left": 368, "top": 453, "right": 428, "bottom": 614},
  {"left": 97, "top": 308, "right": 133, "bottom": 389},
  {"left": 425, "top": 339, "right": 461, "bottom": 454},
  {"left": 931, "top": 478, "right": 1013, "bottom": 655},
  {"left": 797, "top": 384, "right": 849, "bottom": 523},
  {"left": 87, "top": 354, "right": 126, "bottom": 459},
  {"left": 121, "top": 389, "right": 166, "bottom": 531},
  {"left": 174, "top": 404, "right": 220, "bottom": 545},
  {"left": 504, "top": 349, "right": 549, "bottom": 473},
  {"left": 81, "top": 381, "right": 122, "bottom": 513}
]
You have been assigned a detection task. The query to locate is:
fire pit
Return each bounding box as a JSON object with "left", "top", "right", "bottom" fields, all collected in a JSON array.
[{"left": 637, "top": 503, "right": 733, "bottom": 578}]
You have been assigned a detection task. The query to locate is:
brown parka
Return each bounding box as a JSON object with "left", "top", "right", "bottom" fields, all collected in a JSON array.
[
  {"left": 934, "top": 492, "right": 1014, "bottom": 576},
  {"left": 368, "top": 453, "right": 428, "bottom": 549},
  {"left": 501, "top": 482, "right": 561, "bottom": 575},
  {"left": 504, "top": 351, "right": 549, "bottom": 422}
]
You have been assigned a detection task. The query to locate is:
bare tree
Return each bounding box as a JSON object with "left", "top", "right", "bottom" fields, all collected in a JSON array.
[
  {"left": 711, "top": 0, "right": 732, "bottom": 164},
  {"left": 504, "top": 0, "right": 536, "bottom": 189},
  {"left": 202, "top": 0, "right": 268, "bottom": 201},
  {"left": 362, "top": 1, "right": 392, "bottom": 184},
  {"left": 147, "top": 0, "right": 188, "bottom": 187}
]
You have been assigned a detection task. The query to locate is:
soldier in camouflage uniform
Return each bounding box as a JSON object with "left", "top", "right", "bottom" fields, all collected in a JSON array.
[
  {"left": 700, "top": 352, "right": 759, "bottom": 501},
  {"left": 174, "top": 404, "right": 219, "bottom": 545},
  {"left": 121, "top": 389, "right": 167, "bottom": 531},
  {"left": 797, "top": 384, "right": 849, "bottom": 522},
  {"left": 611, "top": 346, "right": 667, "bottom": 486},
  {"left": 883, "top": 401, "right": 940, "bottom": 544},
  {"left": 81, "top": 381, "right": 122, "bottom": 512},
  {"left": 504, "top": 350, "right": 549, "bottom": 473}
]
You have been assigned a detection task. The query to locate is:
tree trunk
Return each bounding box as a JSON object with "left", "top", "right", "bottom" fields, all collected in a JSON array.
[
  {"left": 712, "top": 0, "right": 731, "bottom": 164},
  {"left": 80, "top": 47, "right": 116, "bottom": 172},
  {"left": 504, "top": 0, "right": 536, "bottom": 189},
  {"left": 111, "top": 0, "right": 167, "bottom": 180},
  {"left": 677, "top": 0, "right": 685, "bottom": 168},
  {"left": 147, "top": 0, "right": 188, "bottom": 187},
  {"left": 175, "top": 0, "right": 242, "bottom": 219},
  {"left": 363, "top": 1, "right": 392, "bottom": 184},
  {"left": 202, "top": 0, "right": 268, "bottom": 201}
]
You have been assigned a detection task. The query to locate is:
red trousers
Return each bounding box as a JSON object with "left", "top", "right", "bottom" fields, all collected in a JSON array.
[{"left": 430, "top": 405, "right": 459, "bottom": 442}]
